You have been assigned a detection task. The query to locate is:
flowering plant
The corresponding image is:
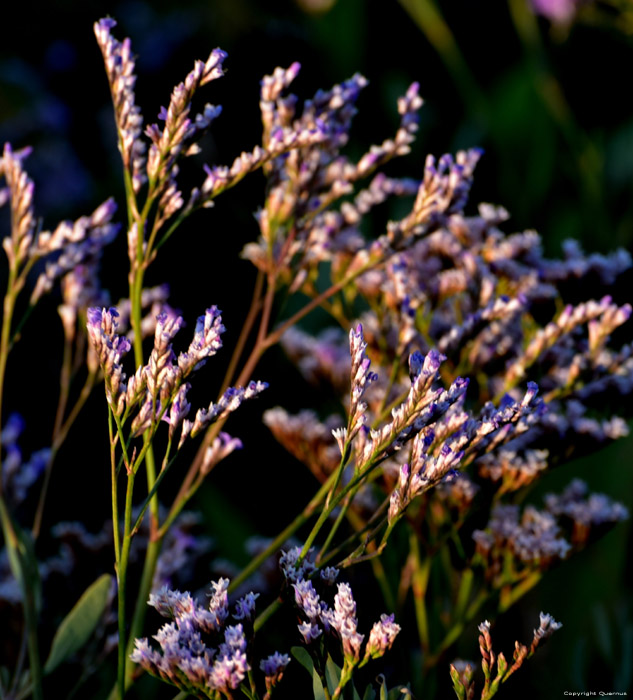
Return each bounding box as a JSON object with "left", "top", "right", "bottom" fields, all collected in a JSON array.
[{"left": 0, "top": 14, "right": 631, "bottom": 700}]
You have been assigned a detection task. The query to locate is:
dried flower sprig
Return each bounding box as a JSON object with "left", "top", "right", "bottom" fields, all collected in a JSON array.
[{"left": 450, "top": 613, "right": 562, "bottom": 700}]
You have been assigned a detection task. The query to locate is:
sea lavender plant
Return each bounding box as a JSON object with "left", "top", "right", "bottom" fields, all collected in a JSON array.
[{"left": 0, "top": 14, "right": 631, "bottom": 700}]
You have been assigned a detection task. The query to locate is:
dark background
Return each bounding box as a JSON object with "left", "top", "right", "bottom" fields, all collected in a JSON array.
[{"left": 1, "top": 1, "right": 632, "bottom": 698}]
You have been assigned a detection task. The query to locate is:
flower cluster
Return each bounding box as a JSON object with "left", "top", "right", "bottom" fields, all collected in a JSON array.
[
  {"left": 450, "top": 613, "right": 562, "bottom": 700},
  {"left": 131, "top": 579, "right": 289, "bottom": 698},
  {"left": 281, "top": 546, "right": 400, "bottom": 667},
  {"left": 472, "top": 480, "right": 628, "bottom": 585},
  {"left": 86, "top": 305, "right": 266, "bottom": 448},
  {"left": 1, "top": 144, "right": 119, "bottom": 305}
]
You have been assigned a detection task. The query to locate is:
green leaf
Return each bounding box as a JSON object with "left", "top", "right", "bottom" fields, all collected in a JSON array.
[
  {"left": 291, "top": 646, "right": 316, "bottom": 676},
  {"left": 325, "top": 654, "right": 342, "bottom": 694},
  {"left": 2, "top": 512, "right": 42, "bottom": 614},
  {"left": 44, "top": 574, "right": 113, "bottom": 674},
  {"left": 312, "top": 666, "right": 327, "bottom": 700},
  {"left": 362, "top": 683, "right": 377, "bottom": 700},
  {"left": 378, "top": 674, "right": 388, "bottom": 700}
]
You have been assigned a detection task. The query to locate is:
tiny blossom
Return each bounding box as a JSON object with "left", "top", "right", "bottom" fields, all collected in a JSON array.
[
  {"left": 233, "top": 592, "right": 259, "bottom": 621},
  {"left": 208, "top": 578, "right": 230, "bottom": 627},
  {"left": 279, "top": 546, "right": 316, "bottom": 582},
  {"left": 209, "top": 649, "right": 250, "bottom": 692},
  {"left": 86, "top": 307, "right": 131, "bottom": 414},
  {"left": 347, "top": 324, "right": 379, "bottom": 443},
  {"left": 193, "top": 431, "right": 243, "bottom": 473},
  {"left": 319, "top": 567, "right": 340, "bottom": 585},
  {"left": 188, "top": 380, "right": 268, "bottom": 437},
  {"left": 298, "top": 621, "right": 322, "bottom": 643},
  {"left": 364, "top": 613, "right": 401, "bottom": 660},
  {"left": 178, "top": 306, "right": 225, "bottom": 375},
  {"left": 94, "top": 18, "right": 146, "bottom": 192},
  {"left": 292, "top": 579, "right": 321, "bottom": 621},
  {"left": 533, "top": 612, "right": 563, "bottom": 643},
  {"left": 148, "top": 586, "right": 195, "bottom": 619},
  {"left": 167, "top": 383, "right": 191, "bottom": 440},
  {"left": 260, "top": 651, "right": 291, "bottom": 683},
  {"left": 219, "top": 624, "right": 248, "bottom": 656}
]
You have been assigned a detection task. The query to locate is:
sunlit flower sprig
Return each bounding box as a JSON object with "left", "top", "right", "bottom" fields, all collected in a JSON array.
[{"left": 450, "top": 613, "right": 562, "bottom": 700}]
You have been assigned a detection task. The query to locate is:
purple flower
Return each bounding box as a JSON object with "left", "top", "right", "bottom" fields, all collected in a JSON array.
[
  {"left": 233, "top": 592, "right": 259, "bottom": 621},
  {"left": 364, "top": 613, "right": 401, "bottom": 660}
]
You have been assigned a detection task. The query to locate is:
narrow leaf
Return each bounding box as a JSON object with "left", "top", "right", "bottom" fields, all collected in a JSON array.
[
  {"left": 362, "top": 684, "right": 377, "bottom": 700},
  {"left": 312, "top": 666, "right": 327, "bottom": 700},
  {"left": 325, "top": 654, "right": 342, "bottom": 694},
  {"left": 291, "top": 646, "right": 316, "bottom": 676},
  {"left": 44, "top": 574, "right": 113, "bottom": 674}
]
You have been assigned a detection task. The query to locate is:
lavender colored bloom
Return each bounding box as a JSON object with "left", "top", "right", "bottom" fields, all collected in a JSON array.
[
  {"left": 178, "top": 306, "right": 225, "bottom": 375},
  {"left": 94, "top": 19, "right": 146, "bottom": 192},
  {"left": 148, "top": 586, "right": 195, "bottom": 619},
  {"left": 86, "top": 307, "right": 131, "bottom": 414},
  {"left": 1, "top": 143, "right": 35, "bottom": 269},
  {"left": 189, "top": 380, "right": 268, "bottom": 437},
  {"left": 167, "top": 383, "right": 191, "bottom": 439},
  {"left": 530, "top": 0, "right": 578, "bottom": 22},
  {"left": 192, "top": 431, "right": 243, "bottom": 473},
  {"left": 331, "top": 582, "right": 364, "bottom": 661},
  {"left": 209, "top": 649, "right": 250, "bottom": 692},
  {"left": 346, "top": 323, "right": 378, "bottom": 443},
  {"left": 218, "top": 624, "right": 248, "bottom": 657},
  {"left": 145, "top": 311, "right": 184, "bottom": 399},
  {"left": 208, "top": 578, "right": 230, "bottom": 627},
  {"left": 298, "top": 621, "right": 322, "bottom": 643},
  {"left": 364, "top": 613, "right": 401, "bottom": 660},
  {"left": 533, "top": 612, "right": 562, "bottom": 642},
  {"left": 319, "top": 566, "right": 339, "bottom": 585},
  {"left": 260, "top": 651, "right": 290, "bottom": 681},
  {"left": 233, "top": 591, "right": 259, "bottom": 621},
  {"left": 292, "top": 579, "right": 321, "bottom": 621},
  {"left": 279, "top": 546, "right": 316, "bottom": 583}
]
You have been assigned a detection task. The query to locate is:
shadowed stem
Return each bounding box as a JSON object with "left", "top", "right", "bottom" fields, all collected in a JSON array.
[
  {"left": 32, "top": 370, "right": 97, "bottom": 538},
  {"left": 0, "top": 269, "right": 43, "bottom": 700}
]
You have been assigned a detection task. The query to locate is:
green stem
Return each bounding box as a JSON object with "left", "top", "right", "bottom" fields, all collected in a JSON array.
[
  {"left": 33, "top": 371, "right": 97, "bottom": 539},
  {"left": 117, "top": 469, "right": 136, "bottom": 700},
  {"left": 109, "top": 411, "right": 121, "bottom": 564},
  {"left": 0, "top": 269, "right": 18, "bottom": 467},
  {"left": 410, "top": 533, "right": 431, "bottom": 653},
  {"left": 498, "top": 571, "right": 542, "bottom": 613},
  {"left": 124, "top": 538, "right": 162, "bottom": 691},
  {"left": 253, "top": 598, "right": 283, "bottom": 633}
]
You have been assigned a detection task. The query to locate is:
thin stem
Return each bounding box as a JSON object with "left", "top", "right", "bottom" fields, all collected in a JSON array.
[
  {"left": 220, "top": 271, "right": 265, "bottom": 394},
  {"left": 253, "top": 598, "right": 283, "bottom": 633},
  {"left": 410, "top": 532, "right": 431, "bottom": 653},
  {"left": 32, "top": 371, "right": 97, "bottom": 538},
  {"left": 0, "top": 269, "right": 19, "bottom": 480},
  {"left": 117, "top": 469, "right": 136, "bottom": 700},
  {"left": 498, "top": 571, "right": 542, "bottom": 613},
  {"left": 124, "top": 540, "right": 162, "bottom": 692},
  {"left": 109, "top": 410, "right": 121, "bottom": 564}
]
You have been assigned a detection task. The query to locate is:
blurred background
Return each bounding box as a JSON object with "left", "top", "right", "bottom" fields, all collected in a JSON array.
[{"left": 1, "top": 0, "right": 632, "bottom": 697}]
